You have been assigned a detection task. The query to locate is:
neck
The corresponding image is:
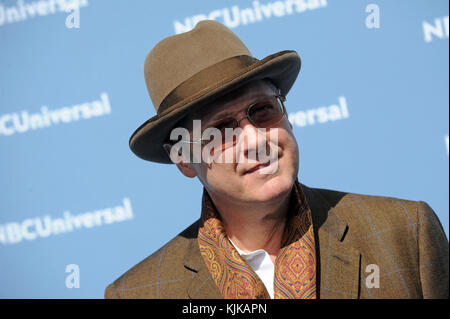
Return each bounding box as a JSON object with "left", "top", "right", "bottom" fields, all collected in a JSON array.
[{"left": 207, "top": 187, "right": 293, "bottom": 261}]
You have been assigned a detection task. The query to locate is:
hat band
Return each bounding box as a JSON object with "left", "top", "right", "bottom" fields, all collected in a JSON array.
[{"left": 157, "top": 55, "right": 259, "bottom": 115}]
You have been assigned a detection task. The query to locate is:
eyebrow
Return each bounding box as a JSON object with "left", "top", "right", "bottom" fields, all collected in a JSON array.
[{"left": 209, "top": 109, "right": 235, "bottom": 122}]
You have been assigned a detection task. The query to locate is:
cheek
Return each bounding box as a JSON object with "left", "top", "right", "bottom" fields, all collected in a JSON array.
[
  {"left": 201, "top": 163, "right": 243, "bottom": 194},
  {"left": 270, "top": 127, "right": 299, "bottom": 170},
  {"left": 267, "top": 124, "right": 298, "bottom": 152},
  {"left": 200, "top": 162, "right": 236, "bottom": 182}
]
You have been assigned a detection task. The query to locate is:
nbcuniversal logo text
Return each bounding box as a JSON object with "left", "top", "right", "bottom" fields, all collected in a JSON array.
[
  {"left": 174, "top": 0, "right": 328, "bottom": 34},
  {"left": 423, "top": 16, "right": 448, "bottom": 43},
  {"left": 0, "top": 92, "right": 111, "bottom": 136},
  {"left": 0, "top": 0, "right": 88, "bottom": 27},
  {"left": 288, "top": 96, "right": 350, "bottom": 128},
  {"left": 0, "top": 198, "right": 133, "bottom": 245}
]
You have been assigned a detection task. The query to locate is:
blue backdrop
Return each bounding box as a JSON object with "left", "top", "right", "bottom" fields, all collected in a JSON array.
[{"left": 0, "top": 0, "right": 448, "bottom": 298}]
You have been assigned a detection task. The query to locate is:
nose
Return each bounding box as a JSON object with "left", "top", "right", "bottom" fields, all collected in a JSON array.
[{"left": 237, "top": 118, "right": 269, "bottom": 163}]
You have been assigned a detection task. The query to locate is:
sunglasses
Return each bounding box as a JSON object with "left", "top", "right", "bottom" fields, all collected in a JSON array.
[{"left": 179, "top": 95, "right": 287, "bottom": 150}]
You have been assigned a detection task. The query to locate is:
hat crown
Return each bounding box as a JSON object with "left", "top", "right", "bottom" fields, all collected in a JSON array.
[{"left": 144, "top": 20, "right": 252, "bottom": 112}]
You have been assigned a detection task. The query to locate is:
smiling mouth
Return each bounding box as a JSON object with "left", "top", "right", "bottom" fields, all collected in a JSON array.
[{"left": 244, "top": 162, "right": 271, "bottom": 174}]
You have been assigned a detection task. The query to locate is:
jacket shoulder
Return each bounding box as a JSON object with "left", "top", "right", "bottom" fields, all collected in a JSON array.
[
  {"left": 304, "top": 183, "right": 423, "bottom": 253},
  {"left": 105, "top": 220, "right": 199, "bottom": 299},
  {"left": 308, "top": 184, "right": 420, "bottom": 226},
  {"left": 308, "top": 184, "right": 448, "bottom": 298}
]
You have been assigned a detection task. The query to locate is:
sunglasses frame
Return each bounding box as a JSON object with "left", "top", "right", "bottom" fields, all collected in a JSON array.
[{"left": 178, "top": 94, "right": 287, "bottom": 146}]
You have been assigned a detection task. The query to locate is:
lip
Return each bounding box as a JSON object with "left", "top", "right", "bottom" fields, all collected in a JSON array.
[
  {"left": 239, "top": 152, "right": 283, "bottom": 176},
  {"left": 243, "top": 162, "right": 271, "bottom": 175}
]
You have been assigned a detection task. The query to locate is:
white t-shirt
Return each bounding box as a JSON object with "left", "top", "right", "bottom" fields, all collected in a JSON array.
[{"left": 229, "top": 238, "right": 275, "bottom": 299}]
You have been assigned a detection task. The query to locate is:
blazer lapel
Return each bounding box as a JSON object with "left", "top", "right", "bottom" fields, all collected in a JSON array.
[
  {"left": 183, "top": 228, "right": 223, "bottom": 299},
  {"left": 316, "top": 221, "right": 361, "bottom": 299},
  {"left": 302, "top": 184, "right": 361, "bottom": 299}
]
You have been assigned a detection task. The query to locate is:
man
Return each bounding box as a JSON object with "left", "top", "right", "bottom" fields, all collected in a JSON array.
[{"left": 105, "top": 20, "right": 448, "bottom": 299}]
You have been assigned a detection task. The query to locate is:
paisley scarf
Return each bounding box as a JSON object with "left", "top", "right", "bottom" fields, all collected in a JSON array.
[{"left": 197, "top": 180, "right": 316, "bottom": 299}]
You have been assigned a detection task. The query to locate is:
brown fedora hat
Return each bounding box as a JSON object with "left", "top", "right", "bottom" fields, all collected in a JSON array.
[{"left": 129, "top": 20, "right": 301, "bottom": 163}]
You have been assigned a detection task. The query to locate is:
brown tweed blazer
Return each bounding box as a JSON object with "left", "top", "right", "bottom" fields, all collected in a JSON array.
[{"left": 105, "top": 183, "right": 449, "bottom": 299}]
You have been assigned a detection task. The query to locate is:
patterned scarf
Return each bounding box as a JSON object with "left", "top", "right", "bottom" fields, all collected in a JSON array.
[{"left": 197, "top": 180, "right": 316, "bottom": 299}]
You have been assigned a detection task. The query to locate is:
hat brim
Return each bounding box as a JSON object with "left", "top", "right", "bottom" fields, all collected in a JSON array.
[{"left": 129, "top": 50, "right": 301, "bottom": 163}]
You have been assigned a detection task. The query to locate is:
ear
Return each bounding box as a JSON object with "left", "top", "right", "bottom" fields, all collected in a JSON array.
[
  {"left": 163, "top": 143, "right": 197, "bottom": 178},
  {"left": 175, "top": 161, "right": 198, "bottom": 178}
]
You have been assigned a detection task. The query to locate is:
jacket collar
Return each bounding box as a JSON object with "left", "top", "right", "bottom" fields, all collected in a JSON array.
[{"left": 183, "top": 182, "right": 361, "bottom": 299}]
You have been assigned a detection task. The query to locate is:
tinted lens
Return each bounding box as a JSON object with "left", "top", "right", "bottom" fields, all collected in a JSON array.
[
  {"left": 215, "top": 118, "right": 238, "bottom": 132},
  {"left": 203, "top": 118, "right": 238, "bottom": 149},
  {"left": 248, "top": 97, "right": 284, "bottom": 127}
]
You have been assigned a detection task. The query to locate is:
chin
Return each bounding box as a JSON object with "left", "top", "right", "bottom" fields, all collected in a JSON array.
[{"left": 248, "top": 170, "right": 295, "bottom": 204}]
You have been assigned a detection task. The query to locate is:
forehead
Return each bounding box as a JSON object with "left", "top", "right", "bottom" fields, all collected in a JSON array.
[{"left": 191, "top": 80, "right": 277, "bottom": 122}]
